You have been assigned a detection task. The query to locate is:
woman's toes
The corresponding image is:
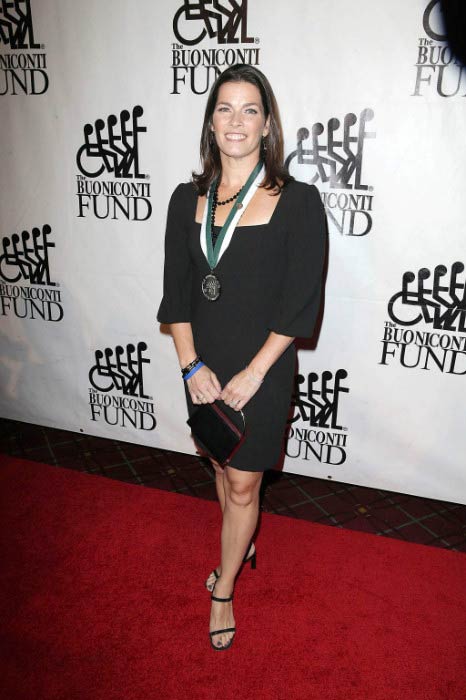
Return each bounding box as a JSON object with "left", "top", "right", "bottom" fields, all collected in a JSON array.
[
  {"left": 213, "top": 630, "right": 233, "bottom": 648},
  {"left": 221, "top": 631, "right": 234, "bottom": 647},
  {"left": 206, "top": 567, "right": 221, "bottom": 590}
]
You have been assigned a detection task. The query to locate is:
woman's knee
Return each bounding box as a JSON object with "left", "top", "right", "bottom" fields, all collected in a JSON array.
[{"left": 224, "top": 467, "right": 261, "bottom": 506}]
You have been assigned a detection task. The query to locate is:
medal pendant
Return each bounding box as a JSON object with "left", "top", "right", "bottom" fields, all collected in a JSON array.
[{"left": 202, "top": 273, "right": 221, "bottom": 301}]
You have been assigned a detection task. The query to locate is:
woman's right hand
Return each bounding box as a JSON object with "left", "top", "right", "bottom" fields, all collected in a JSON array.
[{"left": 187, "top": 364, "right": 222, "bottom": 404}]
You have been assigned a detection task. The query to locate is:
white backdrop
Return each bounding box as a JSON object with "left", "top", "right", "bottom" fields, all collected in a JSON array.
[{"left": 1, "top": 0, "right": 465, "bottom": 503}]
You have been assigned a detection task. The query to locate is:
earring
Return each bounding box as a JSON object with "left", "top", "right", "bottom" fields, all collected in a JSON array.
[{"left": 262, "top": 135, "right": 267, "bottom": 153}]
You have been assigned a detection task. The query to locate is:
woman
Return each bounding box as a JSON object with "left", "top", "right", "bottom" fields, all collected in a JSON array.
[{"left": 157, "top": 64, "right": 326, "bottom": 651}]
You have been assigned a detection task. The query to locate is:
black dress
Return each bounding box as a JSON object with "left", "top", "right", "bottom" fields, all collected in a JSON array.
[{"left": 157, "top": 179, "right": 326, "bottom": 471}]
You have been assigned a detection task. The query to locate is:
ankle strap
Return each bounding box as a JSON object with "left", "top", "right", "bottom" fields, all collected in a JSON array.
[{"left": 211, "top": 593, "right": 234, "bottom": 602}]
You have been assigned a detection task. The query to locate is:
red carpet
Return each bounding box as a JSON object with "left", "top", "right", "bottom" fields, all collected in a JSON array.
[{"left": 0, "top": 454, "right": 465, "bottom": 700}]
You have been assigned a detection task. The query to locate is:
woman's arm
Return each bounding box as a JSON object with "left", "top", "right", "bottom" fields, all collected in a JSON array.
[
  {"left": 169, "top": 322, "right": 222, "bottom": 404},
  {"left": 168, "top": 322, "right": 197, "bottom": 368},
  {"left": 220, "top": 331, "right": 295, "bottom": 409},
  {"left": 247, "top": 331, "right": 295, "bottom": 380}
]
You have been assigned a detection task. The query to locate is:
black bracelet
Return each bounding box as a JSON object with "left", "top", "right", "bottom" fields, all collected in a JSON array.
[{"left": 181, "top": 355, "right": 202, "bottom": 377}]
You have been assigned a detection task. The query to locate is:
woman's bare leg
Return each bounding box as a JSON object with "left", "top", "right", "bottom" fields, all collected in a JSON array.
[
  {"left": 209, "top": 466, "right": 263, "bottom": 648},
  {"left": 204, "top": 460, "right": 226, "bottom": 591},
  {"left": 205, "top": 459, "right": 255, "bottom": 589}
]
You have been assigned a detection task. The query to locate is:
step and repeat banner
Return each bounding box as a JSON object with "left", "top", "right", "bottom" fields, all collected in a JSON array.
[{"left": 1, "top": 1, "right": 465, "bottom": 503}]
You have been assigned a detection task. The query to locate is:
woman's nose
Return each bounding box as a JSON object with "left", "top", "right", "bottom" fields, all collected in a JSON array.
[{"left": 229, "top": 111, "right": 243, "bottom": 126}]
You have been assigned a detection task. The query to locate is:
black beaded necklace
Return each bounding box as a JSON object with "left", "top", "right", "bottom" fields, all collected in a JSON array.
[{"left": 210, "top": 181, "right": 243, "bottom": 247}]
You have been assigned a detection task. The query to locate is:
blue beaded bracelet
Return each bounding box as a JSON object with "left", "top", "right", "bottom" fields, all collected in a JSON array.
[{"left": 183, "top": 361, "right": 205, "bottom": 381}]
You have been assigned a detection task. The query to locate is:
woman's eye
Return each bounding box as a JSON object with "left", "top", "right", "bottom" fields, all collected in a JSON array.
[{"left": 216, "top": 107, "right": 257, "bottom": 114}]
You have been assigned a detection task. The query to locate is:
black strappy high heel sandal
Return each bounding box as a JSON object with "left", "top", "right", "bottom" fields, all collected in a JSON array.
[
  {"left": 209, "top": 584, "right": 236, "bottom": 650},
  {"left": 205, "top": 539, "right": 257, "bottom": 592},
  {"left": 243, "top": 540, "right": 257, "bottom": 569}
]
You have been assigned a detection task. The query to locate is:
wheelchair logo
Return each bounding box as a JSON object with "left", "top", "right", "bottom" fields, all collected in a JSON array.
[
  {"left": 0, "top": 0, "right": 40, "bottom": 49},
  {"left": 388, "top": 262, "right": 466, "bottom": 332},
  {"left": 0, "top": 224, "right": 56, "bottom": 285},
  {"left": 89, "top": 342, "right": 151, "bottom": 396},
  {"left": 173, "top": 0, "right": 253, "bottom": 45},
  {"left": 76, "top": 106, "right": 147, "bottom": 179},
  {"left": 290, "top": 369, "right": 349, "bottom": 431},
  {"left": 285, "top": 109, "right": 375, "bottom": 191}
]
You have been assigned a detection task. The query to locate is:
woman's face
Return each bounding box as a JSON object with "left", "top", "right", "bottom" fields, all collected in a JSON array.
[{"left": 210, "top": 80, "right": 270, "bottom": 162}]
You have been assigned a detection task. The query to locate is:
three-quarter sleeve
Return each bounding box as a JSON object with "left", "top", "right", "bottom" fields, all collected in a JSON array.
[
  {"left": 156, "top": 183, "right": 192, "bottom": 324},
  {"left": 267, "top": 183, "right": 326, "bottom": 338}
]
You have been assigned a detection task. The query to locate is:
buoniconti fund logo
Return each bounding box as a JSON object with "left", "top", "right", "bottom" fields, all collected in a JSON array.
[
  {"left": 88, "top": 341, "right": 156, "bottom": 430},
  {"left": 171, "top": 0, "right": 261, "bottom": 95},
  {"left": 285, "top": 369, "right": 350, "bottom": 466},
  {"left": 413, "top": 0, "right": 466, "bottom": 97},
  {"left": 380, "top": 262, "right": 466, "bottom": 375},
  {"left": 76, "top": 106, "right": 152, "bottom": 221},
  {"left": 285, "top": 109, "right": 376, "bottom": 237},
  {"left": 0, "top": 0, "right": 48, "bottom": 95},
  {"left": 0, "top": 224, "right": 63, "bottom": 321}
]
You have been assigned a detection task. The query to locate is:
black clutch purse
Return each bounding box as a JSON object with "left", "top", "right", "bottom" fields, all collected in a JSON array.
[{"left": 187, "top": 400, "right": 246, "bottom": 466}]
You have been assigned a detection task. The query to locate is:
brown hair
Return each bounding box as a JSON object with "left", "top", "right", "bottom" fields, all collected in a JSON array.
[{"left": 191, "top": 64, "right": 294, "bottom": 196}]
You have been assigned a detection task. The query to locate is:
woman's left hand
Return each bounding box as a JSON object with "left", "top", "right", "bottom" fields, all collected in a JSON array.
[{"left": 220, "top": 368, "right": 264, "bottom": 411}]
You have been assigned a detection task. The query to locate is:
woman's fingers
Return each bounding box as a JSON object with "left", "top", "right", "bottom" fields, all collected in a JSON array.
[
  {"left": 220, "top": 369, "right": 262, "bottom": 409},
  {"left": 187, "top": 367, "right": 221, "bottom": 404},
  {"left": 197, "top": 386, "right": 217, "bottom": 403},
  {"left": 224, "top": 397, "right": 244, "bottom": 410},
  {"left": 190, "top": 386, "right": 212, "bottom": 404},
  {"left": 199, "top": 380, "right": 221, "bottom": 402},
  {"left": 221, "top": 386, "right": 245, "bottom": 409},
  {"left": 221, "top": 382, "right": 241, "bottom": 405},
  {"left": 210, "top": 372, "right": 222, "bottom": 394}
]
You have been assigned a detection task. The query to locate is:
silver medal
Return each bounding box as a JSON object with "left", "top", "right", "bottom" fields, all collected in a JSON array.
[{"left": 202, "top": 273, "right": 221, "bottom": 301}]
